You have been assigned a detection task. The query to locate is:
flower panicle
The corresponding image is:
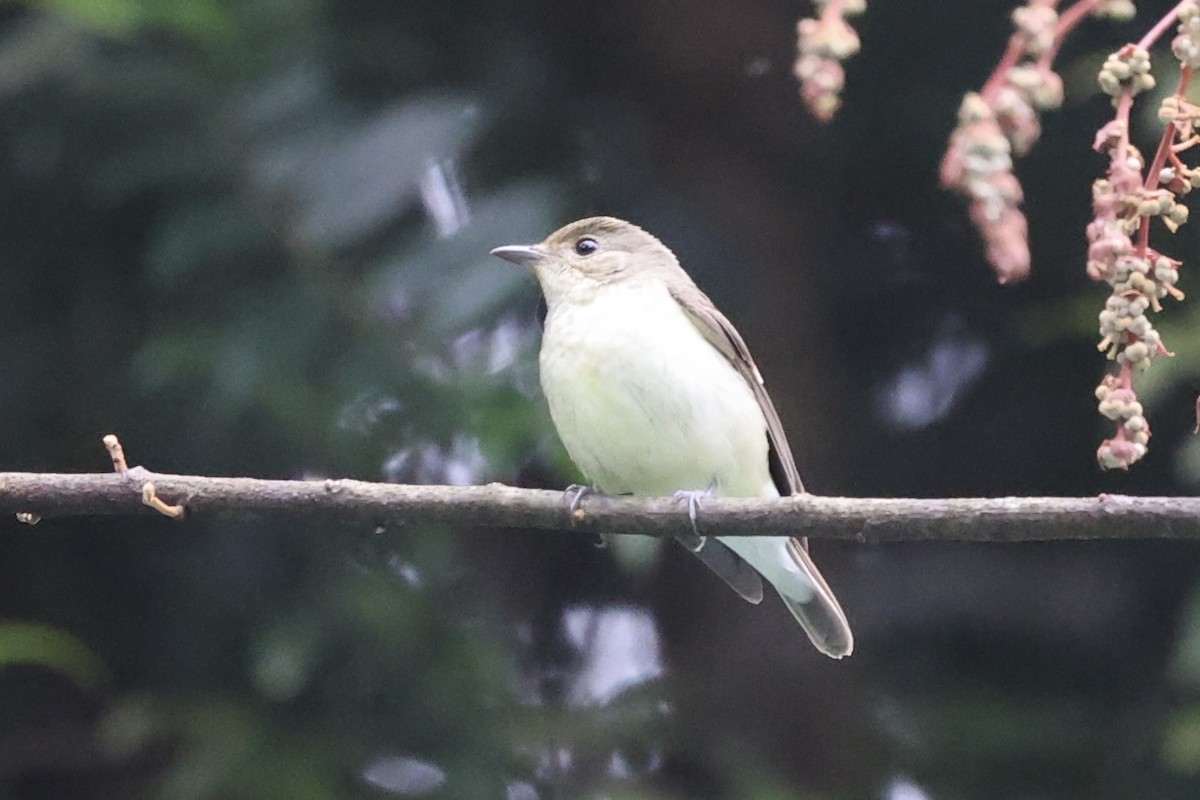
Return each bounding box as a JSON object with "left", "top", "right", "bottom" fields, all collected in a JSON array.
[
  {"left": 1090, "top": 1, "right": 1200, "bottom": 470},
  {"left": 941, "top": 0, "right": 1131, "bottom": 282},
  {"left": 794, "top": 0, "right": 866, "bottom": 122}
]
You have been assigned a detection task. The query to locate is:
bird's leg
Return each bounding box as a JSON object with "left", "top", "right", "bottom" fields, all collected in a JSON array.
[
  {"left": 564, "top": 483, "right": 593, "bottom": 514},
  {"left": 672, "top": 483, "right": 715, "bottom": 551},
  {"left": 563, "top": 484, "right": 609, "bottom": 547}
]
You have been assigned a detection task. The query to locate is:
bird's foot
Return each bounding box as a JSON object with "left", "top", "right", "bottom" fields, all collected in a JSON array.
[
  {"left": 564, "top": 483, "right": 594, "bottom": 515},
  {"left": 672, "top": 487, "right": 714, "bottom": 550},
  {"left": 564, "top": 484, "right": 606, "bottom": 547}
]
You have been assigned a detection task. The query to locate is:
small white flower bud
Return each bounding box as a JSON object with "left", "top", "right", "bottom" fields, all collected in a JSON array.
[{"left": 1123, "top": 341, "right": 1150, "bottom": 362}]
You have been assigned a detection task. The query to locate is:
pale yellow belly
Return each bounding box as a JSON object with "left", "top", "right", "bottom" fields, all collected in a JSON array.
[{"left": 538, "top": 281, "right": 774, "bottom": 499}]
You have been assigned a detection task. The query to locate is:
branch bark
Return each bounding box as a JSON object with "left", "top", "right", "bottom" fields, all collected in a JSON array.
[{"left": 1, "top": 469, "right": 1198, "bottom": 542}]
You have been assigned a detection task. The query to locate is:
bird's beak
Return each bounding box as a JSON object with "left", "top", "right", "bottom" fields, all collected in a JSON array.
[{"left": 489, "top": 244, "right": 546, "bottom": 265}]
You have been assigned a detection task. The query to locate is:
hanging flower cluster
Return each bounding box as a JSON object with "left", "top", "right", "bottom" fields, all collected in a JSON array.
[
  {"left": 794, "top": 0, "right": 865, "bottom": 122},
  {"left": 940, "top": 0, "right": 1134, "bottom": 282},
  {"left": 1089, "top": 3, "right": 1199, "bottom": 469}
]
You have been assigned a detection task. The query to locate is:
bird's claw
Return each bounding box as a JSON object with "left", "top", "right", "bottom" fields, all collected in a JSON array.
[
  {"left": 563, "top": 485, "right": 606, "bottom": 546},
  {"left": 672, "top": 488, "right": 712, "bottom": 543},
  {"left": 564, "top": 484, "right": 593, "bottom": 515}
]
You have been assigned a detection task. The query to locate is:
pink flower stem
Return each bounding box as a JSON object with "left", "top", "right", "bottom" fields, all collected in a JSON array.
[
  {"left": 1113, "top": 89, "right": 1134, "bottom": 169},
  {"left": 1138, "top": 2, "right": 1189, "bottom": 50},
  {"left": 1145, "top": 67, "right": 1194, "bottom": 188},
  {"left": 1041, "top": 0, "right": 1110, "bottom": 66},
  {"left": 978, "top": 0, "right": 1067, "bottom": 101},
  {"left": 1137, "top": 66, "right": 1195, "bottom": 255},
  {"left": 980, "top": 34, "right": 1027, "bottom": 100}
]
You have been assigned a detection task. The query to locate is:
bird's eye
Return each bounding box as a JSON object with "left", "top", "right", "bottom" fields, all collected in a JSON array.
[{"left": 574, "top": 237, "right": 598, "bottom": 256}]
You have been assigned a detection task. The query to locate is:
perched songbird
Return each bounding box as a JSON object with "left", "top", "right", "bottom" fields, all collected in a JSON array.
[{"left": 491, "top": 217, "right": 853, "bottom": 658}]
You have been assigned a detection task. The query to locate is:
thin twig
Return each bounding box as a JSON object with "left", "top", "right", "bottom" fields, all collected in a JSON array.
[{"left": 1, "top": 470, "right": 1199, "bottom": 543}]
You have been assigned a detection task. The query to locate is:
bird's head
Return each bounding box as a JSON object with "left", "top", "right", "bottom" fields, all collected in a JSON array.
[{"left": 490, "top": 216, "right": 680, "bottom": 306}]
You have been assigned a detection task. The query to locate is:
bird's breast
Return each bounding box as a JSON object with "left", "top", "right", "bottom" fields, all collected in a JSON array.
[{"left": 538, "top": 281, "right": 772, "bottom": 498}]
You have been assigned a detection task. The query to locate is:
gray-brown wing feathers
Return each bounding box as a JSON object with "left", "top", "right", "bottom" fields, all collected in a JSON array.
[
  {"left": 668, "top": 281, "right": 854, "bottom": 658},
  {"left": 679, "top": 536, "right": 764, "bottom": 603},
  {"left": 665, "top": 284, "right": 803, "bottom": 497}
]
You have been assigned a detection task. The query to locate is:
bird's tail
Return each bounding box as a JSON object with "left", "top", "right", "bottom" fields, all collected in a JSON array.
[
  {"left": 777, "top": 538, "right": 853, "bottom": 658},
  {"left": 719, "top": 535, "right": 853, "bottom": 658}
]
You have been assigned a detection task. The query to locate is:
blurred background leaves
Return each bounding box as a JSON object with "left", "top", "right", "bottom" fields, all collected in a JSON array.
[{"left": 3, "top": 0, "right": 1200, "bottom": 798}]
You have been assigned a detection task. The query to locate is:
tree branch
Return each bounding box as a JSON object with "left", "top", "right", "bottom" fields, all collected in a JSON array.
[{"left": 1, "top": 469, "right": 1198, "bottom": 542}]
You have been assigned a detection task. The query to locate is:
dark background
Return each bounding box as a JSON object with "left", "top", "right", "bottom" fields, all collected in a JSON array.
[{"left": 2, "top": 0, "right": 1200, "bottom": 797}]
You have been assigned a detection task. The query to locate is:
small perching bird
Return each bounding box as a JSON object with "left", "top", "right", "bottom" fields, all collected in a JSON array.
[{"left": 491, "top": 217, "right": 853, "bottom": 658}]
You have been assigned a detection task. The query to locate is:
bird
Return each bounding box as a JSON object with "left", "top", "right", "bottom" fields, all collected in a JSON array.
[{"left": 490, "top": 216, "right": 853, "bottom": 658}]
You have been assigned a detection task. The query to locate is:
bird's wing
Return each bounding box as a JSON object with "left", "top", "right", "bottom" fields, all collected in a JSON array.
[
  {"left": 670, "top": 281, "right": 854, "bottom": 657},
  {"left": 673, "top": 530, "right": 764, "bottom": 603},
  {"left": 666, "top": 283, "right": 803, "bottom": 496}
]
